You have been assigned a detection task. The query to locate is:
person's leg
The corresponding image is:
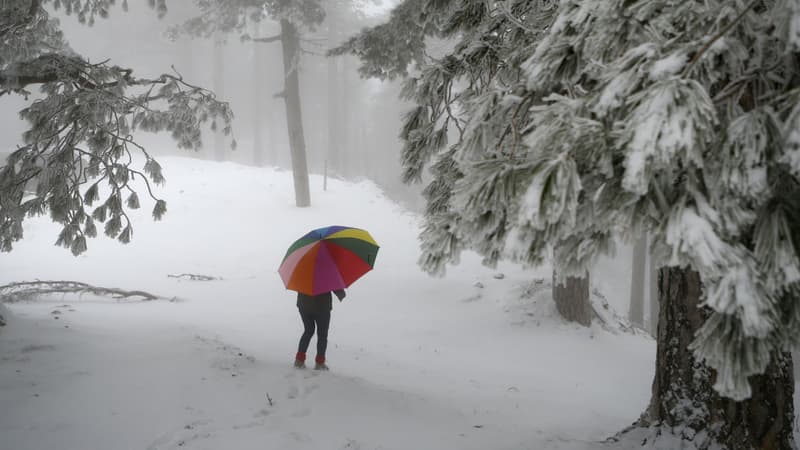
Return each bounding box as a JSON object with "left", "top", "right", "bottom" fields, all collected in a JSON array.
[
  {"left": 296, "top": 309, "right": 316, "bottom": 366},
  {"left": 314, "top": 310, "right": 331, "bottom": 368}
]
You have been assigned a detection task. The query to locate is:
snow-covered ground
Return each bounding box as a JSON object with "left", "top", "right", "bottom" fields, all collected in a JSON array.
[{"left": 0, "top": 157, "right": 658, "bottom": 450}]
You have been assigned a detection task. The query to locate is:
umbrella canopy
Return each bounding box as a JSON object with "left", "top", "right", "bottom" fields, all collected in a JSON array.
[{"left": 278, "top": 225, "right": 379, "bottom": 295}]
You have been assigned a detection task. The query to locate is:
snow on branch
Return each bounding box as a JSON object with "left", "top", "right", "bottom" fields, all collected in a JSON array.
[
  {"left": 0, "top": 280, "right": 168, "bottom": 302},
  {"left": 0, "top": 54, "right": 234, "bottom": 255},
  {"left": 167, "top": 273, "right": 221, "bottom": 281}
]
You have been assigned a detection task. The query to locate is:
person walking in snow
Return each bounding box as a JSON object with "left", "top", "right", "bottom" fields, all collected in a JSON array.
[{"left": 294, "top": 288, "right": 346, "bottom": 370}]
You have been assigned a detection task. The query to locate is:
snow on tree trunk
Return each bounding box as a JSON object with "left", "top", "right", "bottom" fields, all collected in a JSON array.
[
  {"left": 638, "top": 266, "right": 795, "bottom": 448},
  {"left": 279, "top": 19, "right": 311, "bottom": 208},
  {"left": 629, "top": 234, "right": 646, "bottom": 328},
  {"left": 552, "top": 270, "right": 591, "bottom": 327}
]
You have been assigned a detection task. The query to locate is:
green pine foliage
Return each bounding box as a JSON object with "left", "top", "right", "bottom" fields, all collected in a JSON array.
[
  {"left": 0, "top": 0, "right": 233, "bottom": 255},
  {"left": 339, "top": 0, "right": 800, "bottom": 401}
]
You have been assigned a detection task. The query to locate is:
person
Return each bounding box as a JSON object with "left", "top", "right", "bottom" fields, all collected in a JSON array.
[{"left": 294, "top": 288, "right": 346, "bottom": 370}]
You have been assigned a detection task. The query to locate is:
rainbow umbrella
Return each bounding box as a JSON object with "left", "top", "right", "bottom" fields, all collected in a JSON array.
[{"left": 278, "top": 225, "right": 379, "bottom": 295}]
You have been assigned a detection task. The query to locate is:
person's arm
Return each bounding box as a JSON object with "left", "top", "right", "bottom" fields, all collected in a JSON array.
[{"left": 333, "top": 289, "right": 346, "bottom": 301}]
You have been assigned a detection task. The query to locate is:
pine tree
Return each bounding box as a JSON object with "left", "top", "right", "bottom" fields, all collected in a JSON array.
[
  {"left": 337, "top": 0, "right": 800, "bottom": 446},
  {"left": 0, "top": 0, "right": 233, "bottom": 255}
]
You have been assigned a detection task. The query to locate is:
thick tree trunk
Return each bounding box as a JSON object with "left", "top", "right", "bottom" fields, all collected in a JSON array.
[
  {"left": 637, "top": 266, "right": 795, "bottom": 449},
  {"left": 279, "top": 19, "right": 311, "bottom": 207},
  {"left": 629, "top": 233, "right": 646, "bottom": 328},
  {"left": 552, "top": 270, "right": 592, "bottom": 327}
]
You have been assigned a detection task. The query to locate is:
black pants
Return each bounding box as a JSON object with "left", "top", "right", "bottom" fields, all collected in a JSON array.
[{"left": 297, "top": 308, "right": 331, "bottom": 359}]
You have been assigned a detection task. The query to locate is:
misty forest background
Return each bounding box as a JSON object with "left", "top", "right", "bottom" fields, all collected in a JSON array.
[{"left": 0, "top": 0, "right": 422, "bottom": 209}]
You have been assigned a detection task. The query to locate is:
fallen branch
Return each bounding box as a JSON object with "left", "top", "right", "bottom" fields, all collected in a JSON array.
[
  {"left": 0, "top": 280, "right": 165, "bottom": 303},
  {"left": 167, "top": 273, "right": 221, "bottom": 281}
]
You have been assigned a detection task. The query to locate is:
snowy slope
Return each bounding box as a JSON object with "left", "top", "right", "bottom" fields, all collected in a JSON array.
[{"left": 0, "top": 157, "right": 656, "bottom": 450}]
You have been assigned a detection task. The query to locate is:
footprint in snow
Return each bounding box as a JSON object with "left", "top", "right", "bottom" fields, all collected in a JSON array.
[
  {"left": 146, "top": 419, "right": 213, "bottom": 450},
  {"left": 339, "top": 438, "right": 362, "bottom": 450},
  {"left": 193, "top": 335, "right": 256, "bottom": 378},
  {"left": 284, "top": 370, "right": 320, "bottom": 400}
]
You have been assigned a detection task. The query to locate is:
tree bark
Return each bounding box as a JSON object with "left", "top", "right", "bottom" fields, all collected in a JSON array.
[
  {"left": 279, "top": 19, "right": 311, "bottom": 207},
  {"left": 629, "top": 233, "right": 646, "bottom": 328},
  {"left": 552, "top": 270, "right": 592, "bottom": 327},
  {"left": 637, "top": 266, "right": 795, "bottom": 449}
]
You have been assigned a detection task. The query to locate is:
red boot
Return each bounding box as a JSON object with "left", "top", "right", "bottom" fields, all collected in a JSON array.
[
  {"left": 314, "top": 355, "right": 328, "bottom": 371},
  {"left": 294, "top": 352, "right": 306, "bottom": 369}
]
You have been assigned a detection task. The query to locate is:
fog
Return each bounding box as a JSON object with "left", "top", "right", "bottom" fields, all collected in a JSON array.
[{"left": 0, "top": 0, "right": 423, "bottom": 209}]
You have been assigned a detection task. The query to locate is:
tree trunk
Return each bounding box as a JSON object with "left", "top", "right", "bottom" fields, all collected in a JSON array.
[
  {"left": 252, "top": 23, "right": 264, "bottom": 167},
  {"left": 629, "top": 233, "right": 646, "bottom": 328},
  {"left": 637, "top": 266, "right": 795, "bottom": 449},
  {"left": 648, "top": 242, "right": 659, "bottom": 336},
  {"left": 552, "top": 270, "right": 592, "bottom": 327},
  {"left": 212, "top": 34, "right": 226, "bottom": 162},
  {"left": 267, "top": 100, "right": 276, "bottom": 165},
  {"left": 279, "top": 19, "right": 311, "bottom": 207},
  {"left": 327, "top": 19, "right": 342, "bottom": 177},
  {"left": 339, "top": 55, "right": 351, "bottom": 178}
]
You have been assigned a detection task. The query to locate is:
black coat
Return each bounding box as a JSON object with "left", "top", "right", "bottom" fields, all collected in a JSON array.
[{"left": 296, "top": 289, "right": 346, "bottom": 313}]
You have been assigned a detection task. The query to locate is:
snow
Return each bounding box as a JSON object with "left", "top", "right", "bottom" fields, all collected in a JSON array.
[
  {"left": 2, "top": 156, "right": 659, "bottom": 449},
  {"left": 664, "top": 206, "right": 730, "bottom": 273},
  {"left": 623, "top": 80, "right": 714, "bottom": 195},
  {"left": 648, "top": 52, "right": 686, "bottom": 81},
  {"left": 784, "top": 104, "right": 800, "bottom": 178},
  {"left": 664, "top": 205, "right": 774, "bottom": 342}
]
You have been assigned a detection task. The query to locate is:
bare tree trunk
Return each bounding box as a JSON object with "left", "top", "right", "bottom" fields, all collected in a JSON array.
[
  {"left": 635, "top": 266, "right": 795, "bottom": 448},
  {"left": 252, "top": 23, "right": 264, "bottom": 167},
  {"left": 267, "top": 100, "right": 276, "bottom": 165},
  {"left": 327, "top": 21, "right": 342, "bottom": 177},
  {"left": 629, "top": 233, "right": 646, "bottom": 328},
  {"left": 213, "top": 34, "right": 226, "bottom": 162},
  {"left": 339, "top": 55, "right": 351, "bottom": 178},
  {"left": 552, "top": 270, "right": 592, "bottom": 327},
  {"left": 279, "top": 19, "right": 310, "bottom": 207}
]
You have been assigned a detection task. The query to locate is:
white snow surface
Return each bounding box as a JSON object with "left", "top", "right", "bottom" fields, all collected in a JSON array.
[{"left": 1, "top": 157, "right": 662, "bottom": 449}]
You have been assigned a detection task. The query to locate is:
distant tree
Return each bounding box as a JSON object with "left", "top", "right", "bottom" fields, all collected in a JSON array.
[
  {"left": 250, "top": 20, "right": 267, "bottom": 167},
  {"left": 0, "top": 0, "right": 232, "bottom": 255},
  {"left": 212, "top": 32, "right": 226, "bottom": 161},
  {"left": 326, "top": 2, "right": 346, "bottom": 179},
  {"left": 648, "top": 242, "right": 658, "bottom": 335},
  {"left": 323, "top": 0, "right": 382, "bottom": 180},
  {"left": 337, "top": 0, "right": 800, "bottom": 446},
  {"left": 628, "top": 233, "right": 646, "bottom": 328},
  {"left": 171, "top": 0, "right": 328, "bottom": 207}
]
